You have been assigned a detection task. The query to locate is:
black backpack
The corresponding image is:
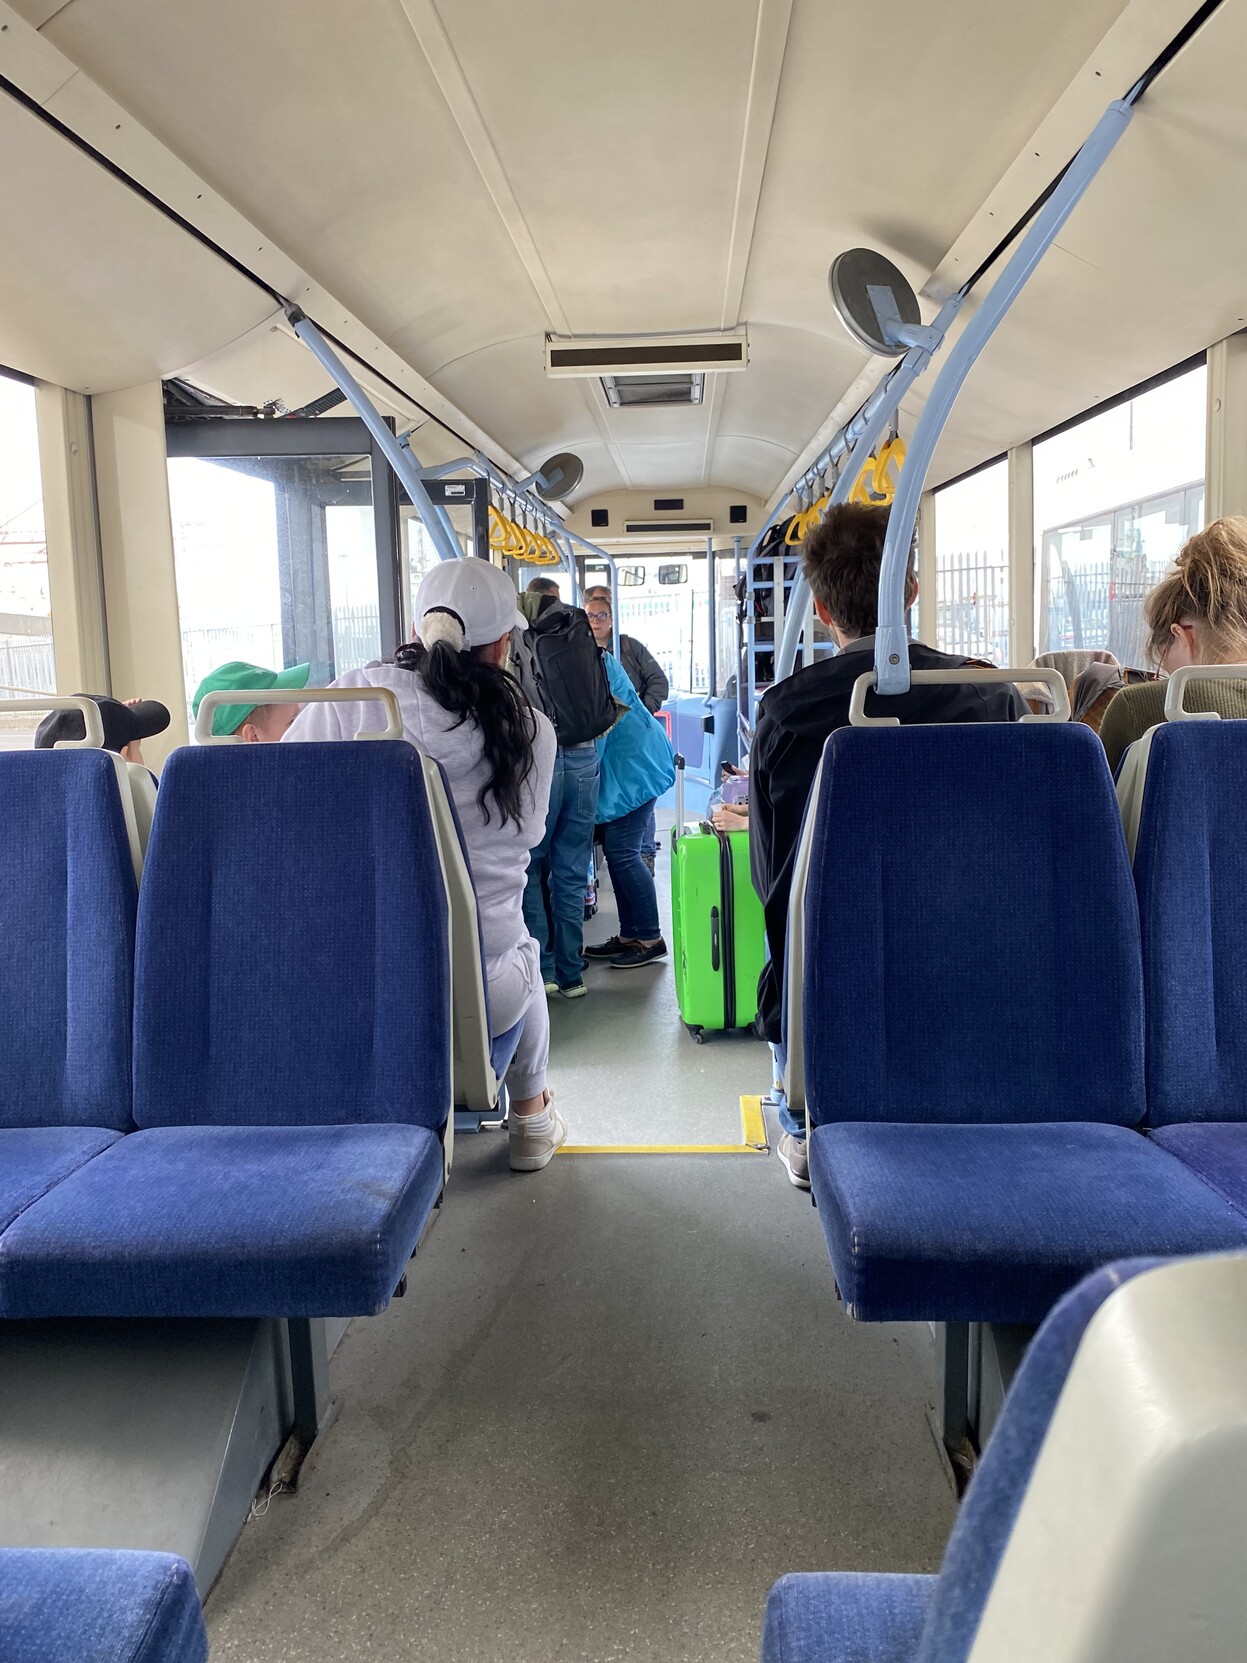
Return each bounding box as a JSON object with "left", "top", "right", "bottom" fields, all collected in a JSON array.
[{"left": 514, "top": 601, "right": 617, "bottom": 746}]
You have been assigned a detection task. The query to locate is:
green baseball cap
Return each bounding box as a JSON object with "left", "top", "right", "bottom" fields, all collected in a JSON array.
[{"left": 191, "top": 661, "right": 311, "bottom": 737}]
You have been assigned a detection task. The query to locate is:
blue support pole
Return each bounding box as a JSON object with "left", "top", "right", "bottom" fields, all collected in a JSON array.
[
  {"left": 873, "top": 98, "right": 1135, "bottom": 695},
  {"left": 287, "top": 311, "right": 464, "bottom": 567},
  {"left": 772, "top": 295, "right": 963, "bottom": 682}
]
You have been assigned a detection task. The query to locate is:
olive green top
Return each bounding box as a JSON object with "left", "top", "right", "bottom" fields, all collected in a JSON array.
[{"left": 1099, "top": 677, "right": 1247, "bottom": 773}]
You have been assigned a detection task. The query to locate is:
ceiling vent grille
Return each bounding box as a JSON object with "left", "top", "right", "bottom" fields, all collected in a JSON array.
[
  {"left": 546, "top": 332, "right": 748, "bottom": 377},
  {"left": 623, "top": 519, "right": 714, "bottom": 535},
  {"left": 602, "top": 373, "right": 704, "bottom": 408}
]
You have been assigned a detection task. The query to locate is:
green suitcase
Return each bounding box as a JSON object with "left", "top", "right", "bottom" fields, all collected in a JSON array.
[{"left": 670, "top": 760, "right": 767, "bottom": 1041}]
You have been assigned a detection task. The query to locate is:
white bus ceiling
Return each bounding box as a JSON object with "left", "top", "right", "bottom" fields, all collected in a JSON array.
[{"left": 1, "top": 0, "right": 1245, "bottom": 501}]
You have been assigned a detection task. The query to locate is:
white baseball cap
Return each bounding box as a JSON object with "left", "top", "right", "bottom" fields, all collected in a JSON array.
[{"left": 414, "top": 558, "right": 527, "bottom": 649}]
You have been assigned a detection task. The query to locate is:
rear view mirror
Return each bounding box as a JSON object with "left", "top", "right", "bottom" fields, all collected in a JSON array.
[
  {"left": 617, "top": 565, "right": 645, "bottom": 587},
  {"left": 657, "top": 563, "right": 688, "bottom": 586}
]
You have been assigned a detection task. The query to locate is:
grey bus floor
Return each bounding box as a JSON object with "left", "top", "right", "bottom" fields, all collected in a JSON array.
[{"left": 204, "top": 813, "right": 954, "bottom": 1661}]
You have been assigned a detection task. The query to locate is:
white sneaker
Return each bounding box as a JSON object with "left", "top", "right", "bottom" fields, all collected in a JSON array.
[
  {"left": 543, "top": 979, "right": 559, "bottom": 995},
  {"left": 509, "top": 1107, "right": 569, "bottom": 1172}
]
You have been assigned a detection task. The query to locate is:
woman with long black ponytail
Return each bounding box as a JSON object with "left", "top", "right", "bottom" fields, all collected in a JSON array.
[{"left": 285, "top": 559, "right": 563, "bottom": 1170}]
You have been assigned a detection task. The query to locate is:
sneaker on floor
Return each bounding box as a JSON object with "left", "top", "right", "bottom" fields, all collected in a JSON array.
[
  {"left": 584, "top": 935, "right": 632, "bottom": 959},
  {"left": 777, "top": 1131, "right": 810, "bottom": 1190},
  {"left": 509, "top": 1107, "right": 568, "bottom": 1172},
  {"left": 609, "top": 937, "right": 668, "bottom": 969},
  {"left": 558, "top": 982, "right": 587, "bottom": 999},
  {"left": 543, "top": 978, "right": 559, "bottom": 995}
]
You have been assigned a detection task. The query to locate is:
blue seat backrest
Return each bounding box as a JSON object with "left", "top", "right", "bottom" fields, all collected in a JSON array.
[
  {"left": 913, "top": 1258, "right": 1159, "bottom": 1663},
  {"left": 1134, "top": 721, "right": 1247, "bottom": 1126},
  {"left": 134, "top": 743, "right": 450, "bottom": 1130},
  {"left": 0, "top": 752, "right": 135, "bottom": 1131},
  {"left": 804, "top": 723, "right": 1144, "bottom": 1126}
]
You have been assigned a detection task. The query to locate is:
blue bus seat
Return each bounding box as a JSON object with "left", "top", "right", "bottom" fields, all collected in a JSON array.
[
  {"left": 796, "top": 725, "right": 1247, "bottom": 1323},
  {"left": 761, "top": 1258, "right": 1162, "bottom": 1663},
  {"left": 0, "top": 752, "right": 134, "bottom": 1240},
  {"left": 1135, "top": 721, "right": 1247, "bottom": 1215},
  {"left": 0, "top": 1548, "right": 206, "bottom": 1663},
  {"left": 0, "top": 743, "right": 452, "bottom": 1319}
]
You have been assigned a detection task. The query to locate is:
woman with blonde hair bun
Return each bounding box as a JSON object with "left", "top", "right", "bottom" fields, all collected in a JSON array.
[{"left": 1098, "top": 516, "right": 1247, "bottom": 773}]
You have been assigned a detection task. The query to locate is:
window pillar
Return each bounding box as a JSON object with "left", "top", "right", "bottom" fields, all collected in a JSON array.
[
  {"left": 91, "top": 381, "right": 189, "bottom": 766},
  {"left": 917, "top": 489, "right": 936, "bottom": 643},
  {"left": 35, "top": 384, "right": 110, "bottom": 694},
  {"left": 1007, "top": 442, "right": 1034, "bottom": 664},
  {"left": 1205, "top": 333, "right": 1247, "bottom": 522}
]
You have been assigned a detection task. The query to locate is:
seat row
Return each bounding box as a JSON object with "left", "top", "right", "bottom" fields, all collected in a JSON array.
[
  {"left": 0, "top": 727, "right": 513, "bottom": 1330},
  {"left": 784, "top": 715, "right": 1247, "bottom": 1327}
]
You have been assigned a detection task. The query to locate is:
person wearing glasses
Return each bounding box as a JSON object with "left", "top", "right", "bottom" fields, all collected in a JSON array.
[
  {"left": 584, "top": 586, "right": 669, "bottom": 872},
  {"left": 1098, "top": 517, "right": 1247, "bottom": 775}
]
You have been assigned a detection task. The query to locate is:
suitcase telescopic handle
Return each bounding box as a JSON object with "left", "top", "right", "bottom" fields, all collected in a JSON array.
[{"left": 673, "top": 753, "right": 685, "bottom": 844}]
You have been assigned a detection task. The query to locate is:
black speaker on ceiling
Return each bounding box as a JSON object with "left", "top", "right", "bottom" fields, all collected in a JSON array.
[
  {"left": 591, "top": 508, "right": 609, "bottom": 528},
  {"left": 729, "top": 504, "right": 748, "bottom": 523}
]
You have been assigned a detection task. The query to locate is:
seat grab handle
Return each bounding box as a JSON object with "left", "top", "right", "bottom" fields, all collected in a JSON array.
[
  {"left": 0, "top": 695, "right": 106, "bottom": 748},
  {"left": 195, "top": 686, "right": 404, "bottom": 744},
  {"left": 1162, "top": 663, "right": 1247, "bottom": 722},
  {"left": 848, "top": 667, "right": 1070, "bottom": 727}
]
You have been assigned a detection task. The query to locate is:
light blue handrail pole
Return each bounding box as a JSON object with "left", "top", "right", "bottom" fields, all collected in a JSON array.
[
  {"left": 287, "top": 310, "right": 464, "bottom": 567},
  {"left": 873, "top": 98, "right": 1135, "bottom": 695},
  {"left": 772, "top": 291, "right": 964, "bottom": 682}
]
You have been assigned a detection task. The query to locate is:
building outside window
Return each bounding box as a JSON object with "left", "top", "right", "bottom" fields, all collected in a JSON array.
[
  {"left": 0, "top": 372, "right": 55, "bottom": 746},
  {"left": 1034, "top": 363, "right": 1206, "bottom": 667}
]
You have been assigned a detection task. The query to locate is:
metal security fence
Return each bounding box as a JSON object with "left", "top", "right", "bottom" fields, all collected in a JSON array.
[
  {"left": 0, "top": 633, "right": 56, "bottom": 696},
  {"left": 1044, "top": 558, "right": 1171, "bottom": 666},
  {"left": 180, "top": 607, "right": 383, "bottom": 701},
  {"left": 935, "top": 552, "right": 1009, "bottom": 661}
]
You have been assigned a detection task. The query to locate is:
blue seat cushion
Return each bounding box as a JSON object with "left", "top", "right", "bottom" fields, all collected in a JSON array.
[
  {"left": 1151, "top": 1123, "right": 1247, "bottom": 1217},
  {"left": 0, "top": 1547, "right": 205, "bottom": 1663},
  {"left": 0, "top": 1127, "right": 121, "bottom": 1233},
  {"left": 490, "top": 1019, "right": 524, "bottom": 1081},
  {"left": 809, "top": 1122, "right": 1247, "bottom": 1322},
  {"left": 0, "top": 1124, "right": 444, "bottom": 1319},
  {"left": 761, "top": 1572, "right": 936, "bottom": 1663}
]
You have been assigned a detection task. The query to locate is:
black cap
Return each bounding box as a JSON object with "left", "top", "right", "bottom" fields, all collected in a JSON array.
[{"left": 34, "top": 696, "right": 171, "bottom": 755}]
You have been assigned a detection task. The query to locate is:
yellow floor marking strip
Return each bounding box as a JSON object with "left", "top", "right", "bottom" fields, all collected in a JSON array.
[{"left": 559, "top": 1097, "right": 770, "bottom": 1156}]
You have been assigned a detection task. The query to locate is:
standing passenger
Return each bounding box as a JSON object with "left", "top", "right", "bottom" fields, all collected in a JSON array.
[
  {"left": 515, "top": 587, "right": 602, "bottom": 1001},
  {"left": 584, "top": 586, "right": 670, "bottom": 872},
  {"left": 583, "top": 654, "right": 675, "bottom": 970},
  {"left": 283, "top": 560, "right": 565, "bottom": 1172}
]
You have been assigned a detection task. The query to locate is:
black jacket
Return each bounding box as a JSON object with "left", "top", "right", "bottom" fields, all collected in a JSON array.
[
  {"left": 749, "top": 640, "right": 1026, "bottom": 1042},
  {"left": 618, "top": 635, "right": 669, "bottom": 713}
]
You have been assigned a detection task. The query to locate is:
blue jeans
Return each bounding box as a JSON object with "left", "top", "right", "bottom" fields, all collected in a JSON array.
[
  {"left": 642, "top": 804, "right": 657, "bottom": 861},
  {"left": 600, "top": 798, "right": 660, "bottom": 941},
  {"left": 523, "top": 747, "right": 600, "bottom": 988},
  {"left": 771, "top": 1041, "right": 803, "bottom": 1139}
]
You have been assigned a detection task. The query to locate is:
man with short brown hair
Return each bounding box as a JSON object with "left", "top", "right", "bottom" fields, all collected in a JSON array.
[{"left": 750, "top": 502, "right": 1024, "bottom": 1187}]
